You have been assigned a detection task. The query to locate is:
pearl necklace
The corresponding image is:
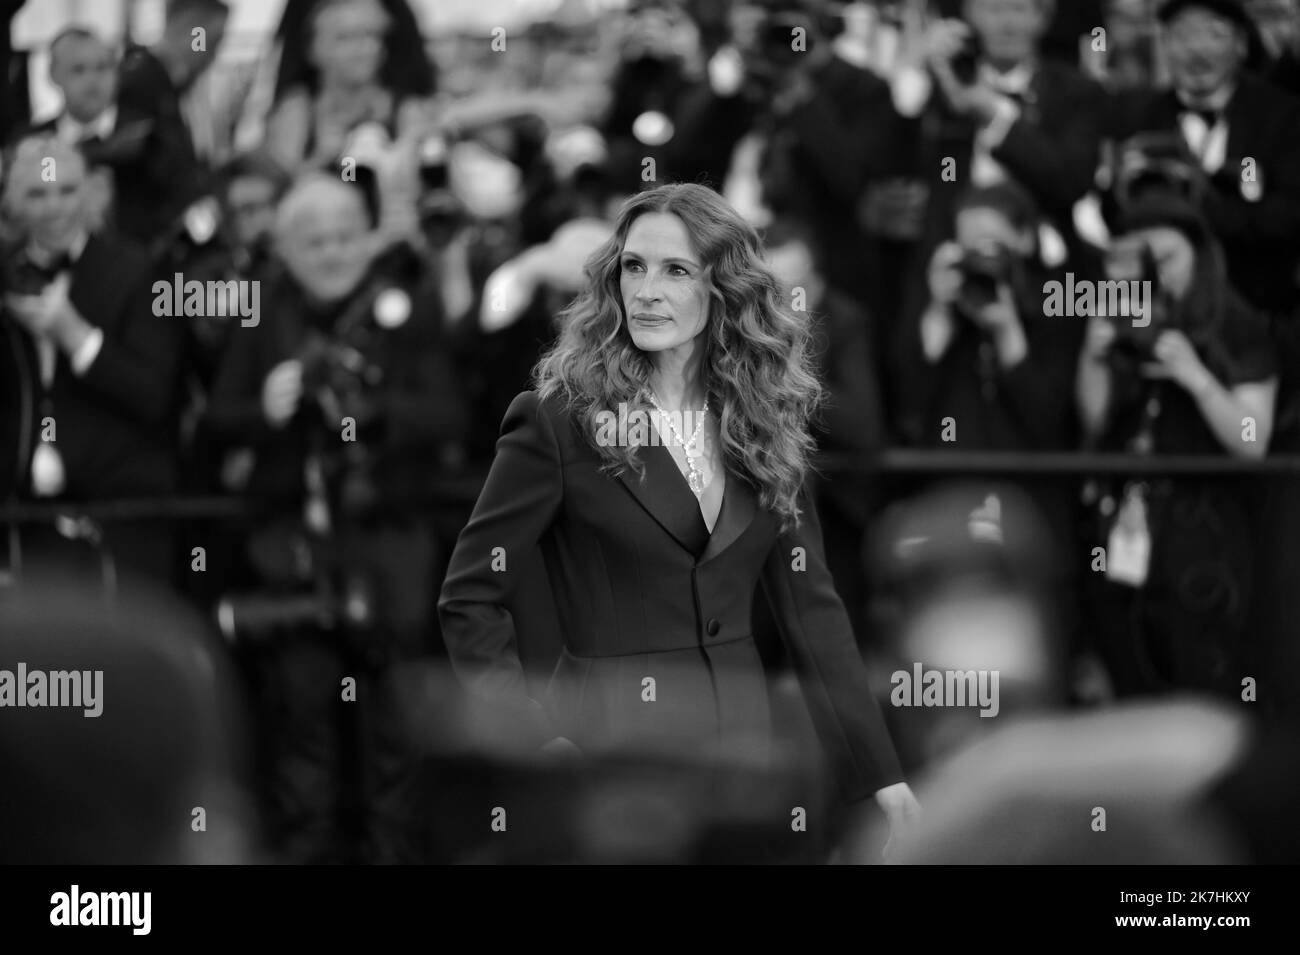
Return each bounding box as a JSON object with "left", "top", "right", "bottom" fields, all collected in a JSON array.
[{"left": 647, "top": 390, "right": 709, "bottom": 495}]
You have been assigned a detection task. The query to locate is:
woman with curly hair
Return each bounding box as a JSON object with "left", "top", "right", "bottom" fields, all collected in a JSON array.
[{"left": 438, "top": 183, "right": 916, "bottom": 841}]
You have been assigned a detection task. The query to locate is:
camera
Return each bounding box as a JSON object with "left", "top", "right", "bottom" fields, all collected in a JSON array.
[
  {"left": 947, "top": 33, "right": 980, "bottom": 86},
  {"left": 1110, "top": 132, "right": 1204, "bottom": 211},
  {"left": 297, "top": 333, "right": 381, "bottom": 403},
  {"left": 759, "top": 9, "right": 816, "bottom": 66},
  {"left": 954, "top": 246, "right": 1014, "bottom": 316},
  {"left": 416, "top": 132, "right": 466, "bottom": 243},
  {"left": 747, "top": 3, "right": 838, "bottom": 77},
  {"left": 1105, "top": 240, "right": 1165, "bottom": 360}
]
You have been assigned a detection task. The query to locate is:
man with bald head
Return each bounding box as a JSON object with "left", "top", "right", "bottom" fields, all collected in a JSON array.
[
  {"left": 207, "top": 174, "right": 467, "bottom": 863},
  {"left": 0, "top": 135, "right": 184, "bottom": 584}
]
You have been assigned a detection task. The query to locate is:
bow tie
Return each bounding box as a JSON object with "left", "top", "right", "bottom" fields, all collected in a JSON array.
[
  {"left": 17, "top": 251, "right": 75, "bottom": 289},
  {"left": 1181, "top": 105, "right": 1223, "bottom": 127}
]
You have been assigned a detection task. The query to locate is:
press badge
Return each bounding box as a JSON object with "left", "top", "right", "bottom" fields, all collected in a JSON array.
[{"left": 1106, "top": 483, "right": 1151, "bottom": 587}]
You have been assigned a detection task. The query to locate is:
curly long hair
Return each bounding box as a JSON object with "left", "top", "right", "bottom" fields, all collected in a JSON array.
[{"left": 535, "top": 183, "right": 824, "bottom": 530}]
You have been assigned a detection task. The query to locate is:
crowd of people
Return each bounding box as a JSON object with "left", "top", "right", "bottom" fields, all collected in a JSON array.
[{"left": 2, "top": 0, "right": 1299, "bottom": 863}]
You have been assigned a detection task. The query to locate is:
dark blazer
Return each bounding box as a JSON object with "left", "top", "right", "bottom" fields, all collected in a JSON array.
[
  {"left": 666, "top": 55, "right": 912, "bottom": 303},
  {"left": 919, "top": 60, "right": 1106, "bottom": 242},
  {"left": 24, "top": 94, "right": 203, "bottom": 250},
  {"left": 1107, "top": 73, "right": 1300, "bottom": 314},
  {"left": 22, "top": 46, "right": 209, "bottom": 248},
  {"left": 205, "top": 248, "right": 470, "bottom": 504},
  {"left": 437, "top": 390, "right": 905, "bottom": 800},
  {"left": 0, "top": 232, "right": 183, "bottom": 502}
]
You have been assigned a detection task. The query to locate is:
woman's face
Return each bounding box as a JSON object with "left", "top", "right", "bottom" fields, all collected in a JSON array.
[
  {"left": 311, "top": 1, "right": 387, "bottom": 88},
  {"left": 620, "top": 212, "right": 711, "bottom": 357},
  {"left": 1109, "top": 226, "right": 1196, "bottom": 300}
]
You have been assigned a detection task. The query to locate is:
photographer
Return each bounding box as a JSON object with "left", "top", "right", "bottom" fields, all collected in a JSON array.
[
  {"left": 1076, "top": 193, "right": 1277, "bottom": 697},
  {"left": 904, "top": 182, "right": 1082, "bottom": 452},
  {"left": 206, "top": 173, "right": 469, "bottom": 863},
  {"left": 898, "top": 182, "right": 1084, "bottom": 664},
  {"left": 1108, "top": 0, "right": 1300, "bottom": 315},
  {"left": 913, "top": 0, "right": 1106, "bottom": 247},
  {"left": 600, "top": 0, "right": 702, "bottom": 197},
  {"left": 665, "top": 0, "right": 908, "bottom": 303},
  {"left": 0, "top": 135, "right": 184, "bottom": 588}
]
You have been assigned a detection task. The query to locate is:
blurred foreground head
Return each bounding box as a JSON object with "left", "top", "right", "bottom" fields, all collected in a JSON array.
[
  {"left": 872, "top": 485, "right": 1066, "bottom": 685},
  {"left": 0, "top": 574, "right": 256, "bottom": 863},
  {"left": 397, "top": 662, "right": 838, "bottom": 863},
  {"left": 855, "top": 698, "right": 1280, "bottom": 863}
]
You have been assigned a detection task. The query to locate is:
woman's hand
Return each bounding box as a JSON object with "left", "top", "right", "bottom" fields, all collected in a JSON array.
[
  {"left": 967, "top": 284, "right": 1027, "bottom": 368},
  {"left": 926, "top": 241, "right": 964, "bottom": 306},
  {"left": 970, "top": 282, "right": 1023, "bottom": 333},
  {"left": 1142, "top": 330, "right": 1213, "bottom": 395},
  {"left": 875, "top": 781, "right": 921, "bottom": 859},
  {"left": 262, "top": 359, "right": 304, "bottom": 429}
]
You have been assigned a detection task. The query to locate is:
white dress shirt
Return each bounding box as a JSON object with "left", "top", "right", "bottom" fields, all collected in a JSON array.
[
  {"left": 970, "top": 61, "right": 1034, "bottom": 186},
  {"left": 55, "top": 105, "right": 117, "bottom": 145},
  {"left": 24, "top": 231, "right": 101, "bottom": 497},
  {"left": 1176, "top": 83, "right": 1234, "bottom": 175}
]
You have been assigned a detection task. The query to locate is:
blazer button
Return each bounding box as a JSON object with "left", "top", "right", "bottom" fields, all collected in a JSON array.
[{"left": 706, "top": 619, "right": 720, "bottom": 636}]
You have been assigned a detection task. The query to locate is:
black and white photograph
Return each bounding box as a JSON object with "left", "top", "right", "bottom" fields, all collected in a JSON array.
[{"left": 0, "top": 0, "right": 1296, "bottom": 925}]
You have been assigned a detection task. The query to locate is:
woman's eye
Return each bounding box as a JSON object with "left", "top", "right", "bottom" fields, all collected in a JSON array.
[
  {"left": 669, "top": 265, "right": 688, "bottom": 276},
  {"left": 622, "top": 261, "right": 643, "bottom": 273}
]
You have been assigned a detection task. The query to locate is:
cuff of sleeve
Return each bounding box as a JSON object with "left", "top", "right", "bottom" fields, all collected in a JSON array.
[
  {"left": 980, "top": 97, "right": 1021, "bottom": 149},
  {"left": 70, "top": 327, "right": 104, "bottom": 376}
]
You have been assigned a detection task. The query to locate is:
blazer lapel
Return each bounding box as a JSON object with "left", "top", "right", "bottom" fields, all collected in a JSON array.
[
  {"left": 699, "top": 472, "right": 758, "bottom": 564},
  {"left": 617, "top": 441, "right": 710, "bottom": 556}
]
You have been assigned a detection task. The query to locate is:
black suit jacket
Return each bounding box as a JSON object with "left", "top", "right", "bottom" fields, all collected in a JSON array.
[
  {"left": 25, "top": 90, "right": 202, "bottom": 250},
  {"left": 666, "top": 55, "right": 911, "bottom": 302},
  {"left": 920, "top": 60, "right": 1106, "bottom": 242},
  {"left": 205, "top": 250, "right": 470, "bottom": 503},
  {"left": 0, "top": 232, "right": 183, "bottom": 501},
  {"left": 437, "top": 390, "right": 905, "bottom": 800},
  {"left": 1108, "top": 74, "right": 1300, "bottom": 313}
]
